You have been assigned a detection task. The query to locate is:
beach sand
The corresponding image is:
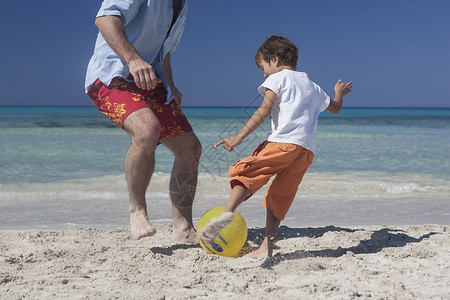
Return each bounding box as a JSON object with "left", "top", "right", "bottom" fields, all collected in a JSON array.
[{"left": 1, "top": 224, "right": 449, "bottom": 299}]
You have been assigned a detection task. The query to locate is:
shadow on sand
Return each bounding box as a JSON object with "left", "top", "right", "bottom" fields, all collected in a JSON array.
[
  {"left": 147, "top": 225, "right": 438, "bottom": 263},
  {"left": 245, "top": 225, "right": 439, "bottom": 269},
  {"left": 149, "top": 243, "right": 200, "bottom": 256}
]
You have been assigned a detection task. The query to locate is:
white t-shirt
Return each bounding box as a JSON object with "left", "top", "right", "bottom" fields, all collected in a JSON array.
[{"left": 257, "top": 69, "right": 330, "bottom": 154}]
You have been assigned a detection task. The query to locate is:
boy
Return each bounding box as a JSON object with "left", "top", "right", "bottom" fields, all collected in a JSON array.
[{"left": 200, "top": 36, "right": 352, "bottom": 258}]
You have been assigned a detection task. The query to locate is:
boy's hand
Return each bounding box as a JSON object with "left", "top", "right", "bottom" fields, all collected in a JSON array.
[
  {"left": 334, "top": 80, "right": 352, "bottom": 96},
  {"left": 215, "top": 134, "right": 244, "bottom": 152}
]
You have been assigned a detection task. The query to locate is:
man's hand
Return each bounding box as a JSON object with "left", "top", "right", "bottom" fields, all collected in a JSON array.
[
  {"left": 128, "top": 58, "right": 162, "bottom": 90},
  {"left": 215, "top": 134, "right": 244, "bottom": 152},
  {"left": 163, "top": 53, "right": 182, "bottom": 105},
  {"left": 170, "top": 85, "right": 183, "bottom": 105}
]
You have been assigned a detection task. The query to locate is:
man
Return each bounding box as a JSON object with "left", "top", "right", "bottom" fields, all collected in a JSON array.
[{"left": 85, "top": 0, "right": 201, "bottom": 243}]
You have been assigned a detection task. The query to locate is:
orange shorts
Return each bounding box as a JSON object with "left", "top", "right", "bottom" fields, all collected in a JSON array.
[
  {"left": 87, "top": 77, "right": 192, "bottom": 139},
  {"left": 229, "top": 141, "right": 314, "bottom": 220}
]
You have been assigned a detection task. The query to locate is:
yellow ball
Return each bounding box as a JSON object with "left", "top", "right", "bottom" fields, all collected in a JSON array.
[{"left": 197, "top": 206, "right": 247, "bottom": 257}]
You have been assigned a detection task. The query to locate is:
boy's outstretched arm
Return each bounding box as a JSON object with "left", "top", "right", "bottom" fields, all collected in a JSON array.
[
  {"left": 215, "top": 89, "right": 277, "bottom": 152},
  {"left": 327, "top": 80, "right": 353, "bottom": 114}
]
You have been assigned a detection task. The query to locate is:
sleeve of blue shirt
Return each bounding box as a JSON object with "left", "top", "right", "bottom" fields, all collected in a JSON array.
[{"left": 96, "top": 0, "right": 147, "bottom": 26}]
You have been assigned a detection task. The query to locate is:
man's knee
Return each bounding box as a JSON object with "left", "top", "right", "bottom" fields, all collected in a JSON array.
[
  {"left": 160, "top": 131, "right": 202, "bottom": 162},
  {"left": 133, "top": 124, "right": 161, "bottom": 149},
  {"left": 174, "top": 134, "right": 202, "bottom": 162},
  {"left": 184, "top": 135, "right": 202, "bottom": 161},
  {"left": 127, "top": 120, "right": 161, "bottom": 150},
  {"left": 124, "top": 109, "right": 161, "bottom": 149},
  {"left": 190, "top": 138, "right": 202, "bottom": 160}
]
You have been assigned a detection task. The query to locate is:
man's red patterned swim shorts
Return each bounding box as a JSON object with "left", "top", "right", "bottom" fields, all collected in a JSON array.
[{"left": 88, "top": 77, "right": 193, "bottom": 140}]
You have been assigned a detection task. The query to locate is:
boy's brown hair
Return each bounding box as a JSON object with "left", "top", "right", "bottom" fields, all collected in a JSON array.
[{"left": 255, "top": 35, "right": 299, "bottom": 69}]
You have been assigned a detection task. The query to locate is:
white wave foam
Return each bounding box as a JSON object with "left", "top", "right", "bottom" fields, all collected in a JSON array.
[
  {"left": 379, "top": 182, "right": 434, "bottom": 194},
  {"left": 1, "top": 172, "right": 448, "bottom": 204},
  {"left": 299, "top": 173, "right": 449, "bottom": 200}
]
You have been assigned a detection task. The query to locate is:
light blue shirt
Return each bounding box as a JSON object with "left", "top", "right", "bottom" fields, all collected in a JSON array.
[{"left": 85, "top": 0, "right": 187, "bottom": 102}]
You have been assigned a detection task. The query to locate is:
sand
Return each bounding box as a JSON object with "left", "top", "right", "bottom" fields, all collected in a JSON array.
[{"left": 1, "top": 224, "right": 449, "bottom": 299}]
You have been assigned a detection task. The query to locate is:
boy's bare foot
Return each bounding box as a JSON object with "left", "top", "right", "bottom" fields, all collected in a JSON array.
[
  {"left": 171, "top": 227, "right": 198, "bottom": 244},
  {"left": 244, "top": 245, "right": 272, "bottom": 258},
  {"left": 130, "top": 211, "right": 156, "bottom": 240},
  {"left": 199, "top": 212, "right": 235, "bottom": 243}
]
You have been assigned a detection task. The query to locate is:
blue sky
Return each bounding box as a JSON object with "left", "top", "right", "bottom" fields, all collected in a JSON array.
[{"left": 1, "top": 0, "right": 449, "bottom": 107}]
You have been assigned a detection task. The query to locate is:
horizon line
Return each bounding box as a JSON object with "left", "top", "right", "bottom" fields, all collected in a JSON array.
[{"left": 1, "top": 105, "right": 450, "bottom": 109}]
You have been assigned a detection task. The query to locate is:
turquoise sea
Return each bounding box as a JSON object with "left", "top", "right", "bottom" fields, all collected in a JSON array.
[{"left": 1, "top": 106, "right": 449, "bottom": 228}]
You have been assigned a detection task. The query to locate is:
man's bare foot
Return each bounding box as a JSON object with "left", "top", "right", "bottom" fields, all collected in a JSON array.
[
  {"left": 171, "top": 227, "right": 198, "bottom": 244},
  {"left": 244, "top": 245, "right": 272, "bottom": 258},
  {"left": 130, "top": 211, "right": 156, "bottom": 240},
  {"left": 199, "top": 212, "right": 235, "bottom": 243}
]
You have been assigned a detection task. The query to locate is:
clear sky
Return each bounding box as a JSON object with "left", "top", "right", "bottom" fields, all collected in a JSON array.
[{"left": 1, "top": 0, "right": 449, "bottom": 107}]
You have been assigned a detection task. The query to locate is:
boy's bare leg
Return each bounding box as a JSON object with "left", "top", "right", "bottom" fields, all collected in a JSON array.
[
  {"left": 124, "top": 108, "right": 161, "bottom": 239},
  {"left": 224, "top": 184, "right": 251, "bottom": 213},
  {"left": 246, "top": 208, "right": 281, "bottom": 258},
  {"left": 199, "top": 212, "right": 235, "bottom": 243},
  {"left": 200, "top": 184, "right": 251, "bottom": 243},
  {"left": 160, "top": 132, "right": 202, "bottom": 243}
]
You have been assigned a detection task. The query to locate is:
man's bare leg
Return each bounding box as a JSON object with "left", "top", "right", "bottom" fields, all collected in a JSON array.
[
  {"left": 160, "top": 131, "right": 202, "bottom": 243},
  {"left": 200, "top": 184, "right": 251, "bottom": 243},
  {"left": 245, "top": 208, "right": 281, "bottom": 258},
  {"left": 123, "top": 108, "right": 161, "bottom": 239}
]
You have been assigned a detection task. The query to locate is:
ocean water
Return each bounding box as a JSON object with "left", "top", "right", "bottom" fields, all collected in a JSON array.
[{"left": 1, "top": 106, "right": 449, "bottom": 229}]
